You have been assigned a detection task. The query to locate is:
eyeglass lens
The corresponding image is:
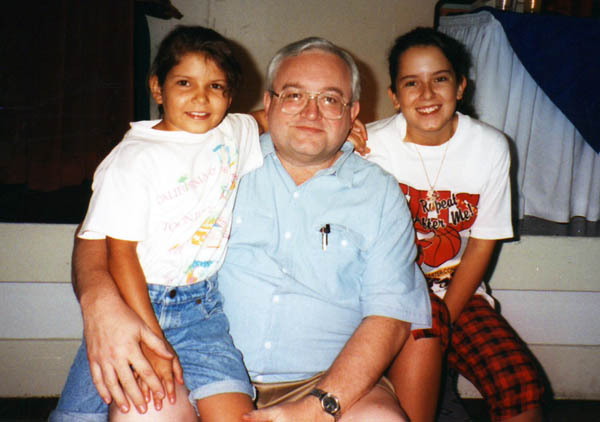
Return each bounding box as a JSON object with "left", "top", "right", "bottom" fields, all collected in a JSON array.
[{"left": 278, "top": 90, "right": 346, "bottom": 119}]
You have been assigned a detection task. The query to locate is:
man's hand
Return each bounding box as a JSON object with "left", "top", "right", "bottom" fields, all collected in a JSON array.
[
  {"left": 73, "top": 237, "right": 181, "bottom": 413},
  {"left": 242, "top": 397, "right": 330, "bottom": 422},
  {"left": 82, "top": 288, "right": 177, "bottom": 414}
]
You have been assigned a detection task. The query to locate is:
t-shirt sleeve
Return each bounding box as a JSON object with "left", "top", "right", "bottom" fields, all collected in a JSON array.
[
  {"left": 229, "top": 114, "right": 263, "bottom": 177},
  {"left": 79, "top": 143, "right": 151, "bottom": 241},
  {"left": 359, "top": 175, "right": 432, "bottom": 329},
  {"left": 364, "top": 120, "right": 399, "bottom": 179},
  {"left": 470, "top": 131, "right": 513, "bottom": 240}
]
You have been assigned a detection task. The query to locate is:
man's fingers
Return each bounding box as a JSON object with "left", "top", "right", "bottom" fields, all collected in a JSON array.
[
  {"left": 89, "top": 362, "right": 112, "bottom": 405},
  {"left": 113, "top": 363, "right": 148, "bottom": 414},
  {"left": 98, "top": 363, "right": 132, "bottom": 413}
]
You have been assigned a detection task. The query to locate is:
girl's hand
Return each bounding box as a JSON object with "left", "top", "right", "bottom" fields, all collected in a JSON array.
[
  {"left": 140, "top": 340, "right": 184, "bottom": 411},
  {"left": 348, "top": 118, "right": 370, "bottom": 156}
]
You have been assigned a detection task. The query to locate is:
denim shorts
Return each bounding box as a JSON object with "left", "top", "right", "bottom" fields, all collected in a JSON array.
[{"left": 50, "top": 277, "right": 253, "bottom": 421}]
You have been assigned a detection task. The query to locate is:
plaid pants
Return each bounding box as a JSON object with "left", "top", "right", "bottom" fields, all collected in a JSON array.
[{"left": 413, "top": 293, "right": 545, "bottom": 421}]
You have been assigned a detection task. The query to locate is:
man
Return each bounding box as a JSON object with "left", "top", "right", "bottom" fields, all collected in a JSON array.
[{"left": 58, "top": 37, "right": 431, "bottom": 421}]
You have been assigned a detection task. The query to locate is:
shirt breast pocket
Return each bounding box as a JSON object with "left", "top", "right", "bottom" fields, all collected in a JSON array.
[{"left": 308, "top": 223, "right": 364, "bottom": 287}]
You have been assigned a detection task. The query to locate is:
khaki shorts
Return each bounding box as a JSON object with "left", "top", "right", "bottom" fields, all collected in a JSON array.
[{"left": 253, "top": 371, "right": 396, "bottom": 408}]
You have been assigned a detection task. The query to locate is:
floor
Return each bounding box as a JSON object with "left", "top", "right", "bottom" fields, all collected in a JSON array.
[{"left": 0, "top": 397, "right": 599, "bottom": 421}]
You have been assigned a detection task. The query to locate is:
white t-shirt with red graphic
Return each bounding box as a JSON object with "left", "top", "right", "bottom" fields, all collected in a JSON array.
[
  {"left": 366, "top": 112, "right": 513, "bottom": 301},
  {"left": 79, "top": 113, "right": 263, "bottom": 287}
]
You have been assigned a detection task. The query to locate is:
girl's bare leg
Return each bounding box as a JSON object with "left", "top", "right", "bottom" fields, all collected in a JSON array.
[
  {"left": 196, "top": 392, "right": 254, "bottom": 422},
  {"left": 110, "top": 383, "right": 198, "bottom": 421},
  {"left": 388, "top": 335, "right": 442, "bottom": 422},
  {"left": 504, "top": 407, "right": 543, "bottom": 422},
  {"left": 339, "top": 384, "right": 409, "bottom": 422}
]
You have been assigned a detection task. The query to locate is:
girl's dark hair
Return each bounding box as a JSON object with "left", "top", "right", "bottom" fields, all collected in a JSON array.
[
  {"left": 388, "top": 27, "right": 476, "bottom": 116},
  {"left": 150, "top": 25, "right": 242, "bottom": 97}
]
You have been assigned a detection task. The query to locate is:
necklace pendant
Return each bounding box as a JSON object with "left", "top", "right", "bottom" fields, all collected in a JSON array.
[{"left": 427, "top": 189, "right": 438, "bottom": 219}]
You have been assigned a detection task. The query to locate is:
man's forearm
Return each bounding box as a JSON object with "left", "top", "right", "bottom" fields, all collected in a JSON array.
[
  {"left": 316, "top": 316, "right": 410, "bottom": 414},
  {"left": 72, "top": 237, "right": 123, "bottom": 311}
]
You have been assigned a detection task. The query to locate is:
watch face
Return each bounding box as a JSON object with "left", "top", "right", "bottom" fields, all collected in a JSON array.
[{"left": 322, "top": 395, "right": 340, "bottom": 414}]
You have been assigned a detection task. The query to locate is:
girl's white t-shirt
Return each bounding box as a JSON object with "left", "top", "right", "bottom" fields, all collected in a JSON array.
[
  {"left": 366, "top": 112, "right": 513, "bottom": 302},
  {"left": 79, "top": 113, "right": 263, "bottom": 286}
]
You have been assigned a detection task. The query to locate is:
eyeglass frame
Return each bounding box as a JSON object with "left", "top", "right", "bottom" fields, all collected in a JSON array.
[{"left": 268, "top": 88, "right": 352, "bottom": 120}]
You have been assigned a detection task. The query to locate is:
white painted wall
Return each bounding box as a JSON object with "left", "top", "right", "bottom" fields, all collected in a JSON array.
[{"left": 146, "top": 0, "right": 439, "bottom": 122}]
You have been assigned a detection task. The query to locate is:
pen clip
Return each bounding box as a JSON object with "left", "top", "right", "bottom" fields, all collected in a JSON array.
[{"left": 320, "top": 224, "right": 331, "bottom": 251}]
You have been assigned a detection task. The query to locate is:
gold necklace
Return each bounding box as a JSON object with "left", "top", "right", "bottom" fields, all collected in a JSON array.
[{"left": 411, "top": 141, "right": 449, "bottom": 218}]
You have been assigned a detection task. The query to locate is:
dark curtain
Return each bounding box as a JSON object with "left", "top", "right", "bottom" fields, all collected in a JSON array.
[{"left": 0, "top": 1, "right": 135, "bottom": 192}]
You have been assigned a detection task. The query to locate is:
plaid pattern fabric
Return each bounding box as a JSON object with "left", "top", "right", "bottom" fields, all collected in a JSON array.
[
  {"left": 412, "top": 291, "right": 451, "bottom": 352},
  {"left": 447, "top": 295, "right": 545, "bottom": 421},
  {"left": 412, "top": 293, "right": 544, "bottom": 420}
]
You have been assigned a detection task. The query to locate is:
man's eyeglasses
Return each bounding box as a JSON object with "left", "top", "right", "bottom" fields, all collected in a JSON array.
[{"left": 269, "top": 88, "right": 350, "bottom": 120}]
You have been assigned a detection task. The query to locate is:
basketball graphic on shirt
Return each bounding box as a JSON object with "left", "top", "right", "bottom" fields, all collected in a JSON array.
[{"left": 420, "top": 226, "right": 461, "bottom": 268}]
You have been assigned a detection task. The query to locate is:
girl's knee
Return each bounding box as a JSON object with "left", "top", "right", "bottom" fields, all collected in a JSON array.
[
  {"left": 340, "top": 385, "right": 408, "bottom": 422},
  {"left": 110, "top": 384, "right": 197, "bottom": 422}
]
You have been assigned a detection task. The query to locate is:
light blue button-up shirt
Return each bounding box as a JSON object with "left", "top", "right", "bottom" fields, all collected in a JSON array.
[{"left": 218, "top": 134, "right": 431, "bottom": 383}]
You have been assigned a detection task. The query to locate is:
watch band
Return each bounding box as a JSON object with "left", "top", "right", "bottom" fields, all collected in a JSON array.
[{"left": 309, "top": 388, "right": 341, "bottom": 420}]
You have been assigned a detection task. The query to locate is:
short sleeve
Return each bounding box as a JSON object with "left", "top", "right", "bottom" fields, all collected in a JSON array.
[
  {"left": 226, "top": 114, "right": 263, "bottom": 177},
  {"left": 470, "top": 132, "right": 513, "bottom": 240},
  {"left": 79, "top": 143, "right": 151, "bottom": 241},
  {"left": 359, "top": 175, "right": 432, "bottom": 329}
]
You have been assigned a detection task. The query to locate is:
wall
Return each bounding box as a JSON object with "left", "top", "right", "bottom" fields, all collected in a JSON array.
[{"left": 1, "top": 223, "right": 599, "bottom": 399}]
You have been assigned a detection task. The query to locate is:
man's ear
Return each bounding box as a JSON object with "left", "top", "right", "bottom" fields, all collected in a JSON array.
[
  {"left": 387, "top": 87, "right": 400, "bottom": 112},
  {"left": 263, "top": 90, "right": 273, "bottom": 114},
  {"left": 149, "top": 75, "right": 164, "bottom": 105},
  {"left": 350, "top": 101, "right": 360, "bottom": 122}
]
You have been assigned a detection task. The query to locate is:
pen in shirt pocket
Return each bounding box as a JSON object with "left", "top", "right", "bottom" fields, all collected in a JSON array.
[{"left": 320, "top": 224, "right": 331, "bottom": 251}]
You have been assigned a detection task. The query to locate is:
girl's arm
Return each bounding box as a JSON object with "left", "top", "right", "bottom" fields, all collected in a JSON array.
[
  {"left": 106, "top": 238, "right": 160, "bottom": 334},
  {"left": 250, "top": 110, "right": 267, "bottom": 134},
  {"left": 106, "top": 237, "right": 184, "bottom": 409},
  {"left": 442, "top": 237, "right": 496, "bottom": 322},
  {"left": 349, "top": 117, "right": 370, "bottom": 155}
]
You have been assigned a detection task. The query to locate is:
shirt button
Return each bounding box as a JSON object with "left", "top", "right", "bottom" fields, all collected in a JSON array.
[
  {"left": 264, "top": 341, "right": 272, "bottom": 349},
  {"left": 281, "top": 268, "right": 288, "bottom": 274},
  {"left": 236, "top": 217, "right": 243, "bottom": 224},
  {"left": 284, "top": 231, "right": 291, "bottom": 239},
  {"left": 341, "top": 239, "right": 348, "bottom": 247},
  {"left": 273, "top": 295, "right": 280, "bottom": 303},
  {"left": 293, "top": 192, "right": 300, "bottom": 199},
  {"left": 169, "top": 289, "right": 176, "bottom": 298},
  {"left": 255, "top": 375, "right": 264, "bottom": 382}
]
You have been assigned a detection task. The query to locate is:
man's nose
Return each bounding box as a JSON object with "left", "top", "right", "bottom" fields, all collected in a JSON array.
[{"left": 300, "top": 96, "right": 320, "bottom": 120}]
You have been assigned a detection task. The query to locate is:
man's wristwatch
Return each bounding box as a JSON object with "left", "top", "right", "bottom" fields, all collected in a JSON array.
[{"left": 309, "top": 388, "right": 341, "bottom": 420}]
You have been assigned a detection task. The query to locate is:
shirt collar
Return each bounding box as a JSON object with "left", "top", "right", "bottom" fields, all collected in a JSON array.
[{"left": 259, "top": 133, "right": 355, "bottom": 187}]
